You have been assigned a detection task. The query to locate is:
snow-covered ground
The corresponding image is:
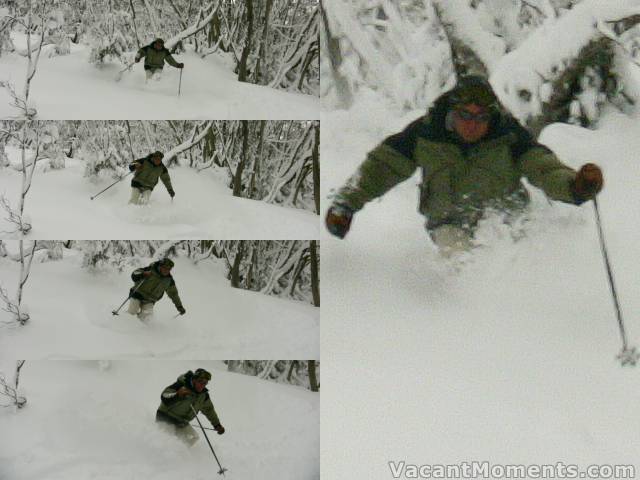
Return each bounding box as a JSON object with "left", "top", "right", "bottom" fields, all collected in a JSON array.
[
  {"left": 0, "top": 360, "right": 319, "bottom": 480},
  {"left": 321, "top": 92, "right": 640, "bottom": 477},
  {"left": 0, "top": 156, "right": 318, "bottom": 239},
  {"left": 0, "top": 254, "right": 319, "bottom": 360},
  {"left": 0, "top": 41, "right": 319, "bottom": 120}
]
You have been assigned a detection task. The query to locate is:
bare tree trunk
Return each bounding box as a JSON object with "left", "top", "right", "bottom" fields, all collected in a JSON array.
[
  {"left": 14, "top": 361, "right": 25, "bottom": 391},
  {"left": 230, "top": 241, "right": 245, "bottom": 288},
  {"left": 309, "top": 240, "right": 320, "bottom": 307},
  {"left": 129, "top": 0, "right": 141, "bottom": 48},
  {"left": 248, "top": 120, "right": 265, "bottom": 198},
  {"left": 308, "top": 360, "right": 319, "bottom": 392},
  {"left": 232, "top": 120, "right": 249, "bottom": 196},
  {"left": 311, "top": 122, "right": 320, "bottom": 214},
  {"left": 253, "top": 0, "right": 273, "bottom": 84},
  {"left": 287, "top": 360, "right": 298, "bottom": 382},
  {"left": 141, "top": 0, "right": 162, "bottom": 36},
  {"left": 238, "top": 0, "right": 254, "bottom": 82}
]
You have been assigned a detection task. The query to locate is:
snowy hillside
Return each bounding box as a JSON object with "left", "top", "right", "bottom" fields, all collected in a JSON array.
[
  {"left": 0, "top": 43, "right": 319, "bottom": 120},
  {"left": 0, "top": 255, "right": 319, "bottom": 360},
  {"left": 0, "top": 361, "right": 319, "bottom": 480},
  {"left": 321, "top": 96, "right": 640, "bottom": 477},
  {"left": 0, "top": 157, "right": 318, "bottom": 240}
]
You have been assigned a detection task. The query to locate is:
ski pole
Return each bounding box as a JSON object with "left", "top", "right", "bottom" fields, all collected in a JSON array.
[
  {"left": 593, "top": 197, "right": 639, "bottom": 366},
  {"left": 91, "top": 171, "right": 133, "bottom": 200},
  {"left": 190, "top": 405, "right": 228, "bottom": 476},
  {"left": 178, "top": 68, "right": 182, "bottom": 97},
  {"left": 111, "top": 277, "right": 148, "bottom": 316}
]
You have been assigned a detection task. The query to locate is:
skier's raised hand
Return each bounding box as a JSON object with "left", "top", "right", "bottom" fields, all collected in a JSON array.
[
  {"left": 574, "top": 163, "right": 603, "bottom": 200},
  {"left": 177, "top": 63, "right": 184, "bottom": 69},
  {"left": 176, "top": 387, "right": 192, "bottom": 397},
  {"left": 326, "top": 204, "right": 354, "bottom": 239},
  {"left": 214, "top": 423, "right": 225, "bottom": 435},
  {"left": 177, "top": 306, "right": 186, "bottom": 315}
]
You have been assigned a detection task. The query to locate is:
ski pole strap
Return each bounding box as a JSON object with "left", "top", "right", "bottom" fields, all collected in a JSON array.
[{"left": 593, "top": 198, "right": 628, "bottom": 349}]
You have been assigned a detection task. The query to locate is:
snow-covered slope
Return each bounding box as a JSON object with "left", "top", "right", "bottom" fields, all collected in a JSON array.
[
  {"left": 0, "top": 361, "right": 319, "bottom": 480},
  {"left": 321, "top": 94, "right": 640, "bottom": 478},
  {"left": 0, "top": 255, "right": 319, "bottom": 359},
  {"left": 0, "top": 43, "right": 319, "bottom": 120},
  {"left": 0, "top": 157, "right": 318, "bottom": 239}
]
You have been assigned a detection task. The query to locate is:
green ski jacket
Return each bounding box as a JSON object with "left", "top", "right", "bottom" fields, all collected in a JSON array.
[
  {"left": 130, "top": 262, "right": 183, "bottom": 309},
  {"left": 135, "top": 41, "right": 180, "bottom": 70},
  {"left": 156, "top": 371, "right": 221, "bottom": 427},
  {"left": 336, "top": 95, "right": 582, "bottom": 230},
  {"left": 129, "top": 155, "right": 174, "bottom": 194}
]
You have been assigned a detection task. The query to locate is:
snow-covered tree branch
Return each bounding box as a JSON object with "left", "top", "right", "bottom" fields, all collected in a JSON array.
[{"left": 0, "top": 361, "right": 27, "bottom": 408}]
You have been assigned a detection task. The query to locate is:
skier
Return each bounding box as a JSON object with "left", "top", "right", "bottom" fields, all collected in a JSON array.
[
  {"left": 134, "top": 38, "right": 184, "bottom": 81},
  {"left": 128, "top": 151, "right": 175, "bottom": 205},
  {"left": 325, "top": 75, "right": 604, "bottom": 256},
  {"left": 156, "top": 368, "right": 225, "bottom": 446},
  {"left": 127, "top": 258, "right": 186, "bottom": 322}
]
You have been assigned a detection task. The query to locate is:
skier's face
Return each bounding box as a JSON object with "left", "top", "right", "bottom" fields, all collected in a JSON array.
[
  {"left": 154, "top": 41, "right": 163, "bottom": 50},
  {"left": 159, "top": 265, "right": 171, "bottom": 276},
  {"left": 193, "top": 378, "right": 208, "bottom": 392},
  {"left": 152, "top": 155, "right": 162, "bottom": 166},
  {"left": 452, "top": 104, "right": 490, "bottom": 143}
]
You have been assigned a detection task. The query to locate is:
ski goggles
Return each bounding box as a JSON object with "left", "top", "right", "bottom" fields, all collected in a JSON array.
[{"left": 454, "top": 108, "right": 492, "bottom": 122}]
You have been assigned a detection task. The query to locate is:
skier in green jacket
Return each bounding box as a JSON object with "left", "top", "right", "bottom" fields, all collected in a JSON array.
[
  {"left": 134, "top": 38, "right": 184, "bottom": 81},
  {"left": 156, "top": 368, "right": 225, "bottom": 446},
  {"left": 326, "top": 76, "right": 604, "bottom": 256},
  {"left": 128, "top": 151, "right": 175, "bottom": 205},
  {"left": 127, "top": 258, "right": 185, "bottom": 321}
]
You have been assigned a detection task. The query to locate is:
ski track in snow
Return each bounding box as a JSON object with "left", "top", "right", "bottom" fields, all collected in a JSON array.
[
  {"left": 0, "top": 44, "right": 319, "bottom": 120},
  {"left": 321, "top": 94, "right": 640, "bottom": 477},
  {"left": 0, "top": 157, "right": 318, "bottom": 239},
  {"left": 0, "top": 361, "right": 319, "bottom": 480},
  {"left": 0, "top": 255, "right": 319, "bottom": 360}
]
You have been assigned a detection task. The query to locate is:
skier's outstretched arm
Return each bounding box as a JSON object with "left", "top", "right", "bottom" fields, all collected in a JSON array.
[
  {"left": 516, "top": 130, "right": 603, "bottom": 204},
  {"left": 134, "top": 47, "right": 146, "bottom": 63},
  {"left": 160, "top": 168, "right": 175, "bottom": 198},
  {"left": 326, "top": 119, "right": 422, "bottom": 238},
  {"left": 201, "top": 395, "right": 224, "bottom": 433},
  {"left": 167, "top": 281, "right": 185, "bottom": 314},
  {"left": 505, "top": 119, "right": 602, "bottom": 204},
  {"left": 165, "top": 53, "right": 183, "bottom": 69}
]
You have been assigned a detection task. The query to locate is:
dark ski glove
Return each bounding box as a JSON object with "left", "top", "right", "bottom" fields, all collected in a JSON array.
[
  {"left": 326, "top": 204, "right": 354, "bottom": 239},
  {"left": 168, "top": 190, "right": 175, "bottom": 198},
  {"left": 177, "top": 63, "right": 184, "bottom": 69},
  {"left": 214, "top": 424, "right": 225, "bottom": 435},
  {"left": 177, "top": 306, "right": 186, "bottom": 315},
  {"left": 573, "top": 163, "right": 603, "bottom": 202}
]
